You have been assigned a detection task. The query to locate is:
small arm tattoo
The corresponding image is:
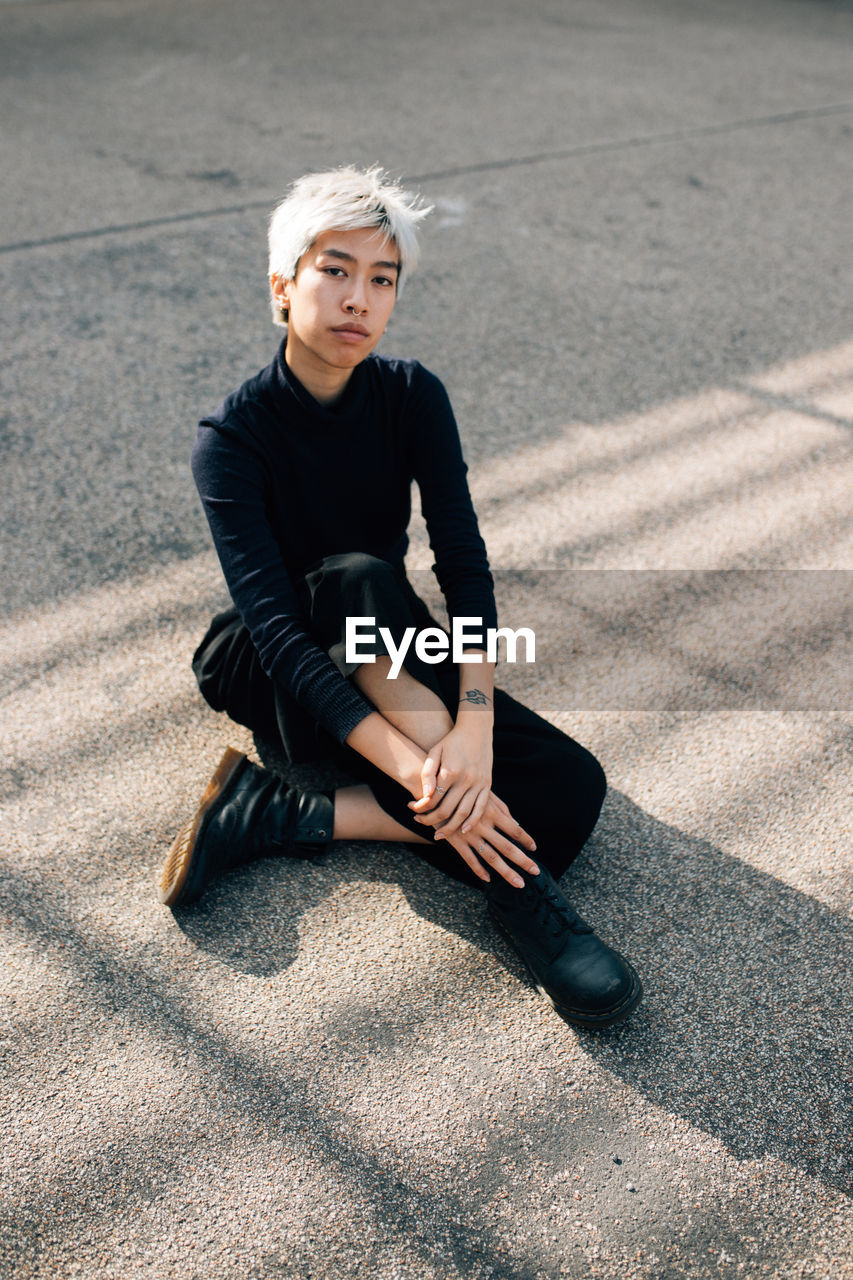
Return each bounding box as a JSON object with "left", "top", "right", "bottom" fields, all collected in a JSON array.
[{"left": 459, "top": 688, "right": 491, "bottom": 707}]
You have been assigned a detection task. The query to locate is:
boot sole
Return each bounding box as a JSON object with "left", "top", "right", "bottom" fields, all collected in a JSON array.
[
  {"left": 489, "top": 909, "right": 643, "bottom": 1030},
  {"left": 159, "top": 747, "right": 248, "bottom": 908}
]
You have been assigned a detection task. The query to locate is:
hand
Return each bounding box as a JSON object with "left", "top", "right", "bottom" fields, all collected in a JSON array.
[
  {"left": 406, "top": 722, "right": 493, "bottom": 837},
  {"left": 430, "top": 791, "right": 540, "bottom": 888}
]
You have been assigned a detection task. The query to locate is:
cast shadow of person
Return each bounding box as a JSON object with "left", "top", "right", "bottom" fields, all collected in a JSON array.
[{"left": 173, "top": 761, "right": 852, "bottom": 1197}]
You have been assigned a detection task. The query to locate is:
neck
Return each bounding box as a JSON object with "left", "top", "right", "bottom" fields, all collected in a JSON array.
[{"left": 284, "top": 335, "right": 353, "bottom": 407}]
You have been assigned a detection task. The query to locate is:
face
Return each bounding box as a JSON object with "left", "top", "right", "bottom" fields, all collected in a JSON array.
[{"left": 272, "top": 226, "right": 400, "bottom": 385}]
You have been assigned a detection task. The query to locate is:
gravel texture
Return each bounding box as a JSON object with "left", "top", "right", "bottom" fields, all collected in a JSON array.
[{"left": 1, "top": 1, "right": 851, "bottom": 1277}]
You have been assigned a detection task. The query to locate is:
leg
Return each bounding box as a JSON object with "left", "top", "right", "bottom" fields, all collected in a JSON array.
[
  {"left": 192, "top": 605, "right": 318, "bottom": 762},
  {"left": 180, "top": 580, "right": 642, "bottom": 1024},
  {"left": 159, "top": 754, "right": 432, "bottom": 909},
  {"left": 191, "top": 606, "right": 281, "bottom": 742},
  {"left": 305, "top": 555, "right": 607, "bottom": 879},
  {"left": 333, "top": 783, "right": 431, "bottom": 844},
  {"left": 485, "top": 860, "right": 643, "bottom": 1029},
  {"left": 334, "top": 676, "right": 607, "bottom": 886},
  {"left": 298, "top": 552, "right": 479, "bottom": 879},
  {"left": 488, "top": 688, "right": 607, "bottom": 880},
  {"left": 350, "top": 656, "right": 607, "bottom": 880},
  {"left": 165, "top": 590, "right": 440, "bottom": 907},
  {"left": 474, "top": 691, "right": 640, "bottom": 1028},
  {"left": 191, "top": 588, "right": 605, "bottom": 885},
  {"left": 336, "top": 668, "right": 642, "bottom": 1028},
  {"left": 159, "top": 747, "right": 337, "bottom": 908}
]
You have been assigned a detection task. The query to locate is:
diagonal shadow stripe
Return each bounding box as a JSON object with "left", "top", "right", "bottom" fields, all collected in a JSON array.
[{"left": 0, "top": 858, "right": 596, "bottom": 1280}]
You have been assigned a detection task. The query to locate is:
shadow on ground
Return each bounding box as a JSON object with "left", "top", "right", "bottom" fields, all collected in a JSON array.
[
  {"left": 172, "top": 775, "right": 853, "bottom": 1197},
  {"left": 3, "top": 767, "right": 850, "bottom": 1279}
]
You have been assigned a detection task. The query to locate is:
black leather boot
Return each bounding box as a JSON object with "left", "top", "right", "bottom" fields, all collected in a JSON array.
[
  {"left": 159, "top": 747, "right": 335, "bottom": 908},
  {"left": 486, "top": 862, "right": 642, "bottom": 1028}
]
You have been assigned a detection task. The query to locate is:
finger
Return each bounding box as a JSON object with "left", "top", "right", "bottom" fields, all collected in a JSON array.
[
  {"left": 460, "top": 787, "right": 491, "bottom": 834},
  {"left": 412, "top": 782, "right": 464, "bottom": 825},
  {"left": 421, "top": 754, "right": 438, "bottom": 799},
  {"left": 488, "top": 797, "right": 537, "bottom": 855},
  {"left": 408, "top": 768, "right": 452, "bottom": 812},
  {"left": 491, "top": 809, "right": 537, "bottom": 852},
  {"left": 438, "top": 832, "right": 491, "bottom": 883},
  {"left": 472, "top": 841, "right": 525, "bottom": 889},
  {"left": 494, "top": 858, "right": 527, "bottom": 888},
  {"left": 485, "top": 831, "right": 540, "bottom": 875},
  {"left": 409, "top": 791, "right": 442, "bottom": 812},
  {"left": 434, "top": 787, "right": 479, "bottom": 837}
]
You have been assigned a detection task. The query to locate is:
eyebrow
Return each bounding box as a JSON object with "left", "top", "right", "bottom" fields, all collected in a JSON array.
[{"left": 320, "top": 248, "right": 400, "bottom": 272}]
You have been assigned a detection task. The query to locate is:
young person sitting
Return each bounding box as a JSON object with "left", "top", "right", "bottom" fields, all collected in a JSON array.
[{"left": 159, "top": 166, "right": 642, "bottom": 1030}]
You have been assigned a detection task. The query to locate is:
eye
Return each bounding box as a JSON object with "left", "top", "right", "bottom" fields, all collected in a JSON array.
[
  {"left": 322, "top": 265, "right": 346, "bottom": 277},
  {"left": 374, "top": 275, "right": 395, "bottom": 288}
]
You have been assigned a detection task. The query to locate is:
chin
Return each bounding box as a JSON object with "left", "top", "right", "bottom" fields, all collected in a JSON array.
[{"left": 328, "top": 346, "right": 375, "bottom": 369}]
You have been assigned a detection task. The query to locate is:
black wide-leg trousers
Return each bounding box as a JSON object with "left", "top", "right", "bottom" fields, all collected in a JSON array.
[{"left": 192, "top": 553, "right": 606, "bottom": 888}]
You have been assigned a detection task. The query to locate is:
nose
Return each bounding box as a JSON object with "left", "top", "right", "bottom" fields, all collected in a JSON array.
[{"left": 345, "top": 276, "right": 369, "bottom": 315}]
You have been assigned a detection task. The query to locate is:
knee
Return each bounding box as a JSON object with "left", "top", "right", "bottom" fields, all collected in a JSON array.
[
  {"left": 190, "top": 609, "right": 280, "bottom": 739},
  {"left": 573, "top": 748, "right": 607, "bottom": 830},
  {"left": 536, "top": 748, "right": 606, "bottom": 880},
  {"left": 545, "top": 742, "right": 607, "bottom": 837},
  {"left": 585, "top": 752, "right": 607, "bottom": 815},
  {"left": 320, "top": 551, "right": 395, "bottom": 586},
  {"left": 191, "top": 607, "right": 248, "bottom": 711},
  {"left": 313, "top": 552, "right": 402, "bottom": 614}
]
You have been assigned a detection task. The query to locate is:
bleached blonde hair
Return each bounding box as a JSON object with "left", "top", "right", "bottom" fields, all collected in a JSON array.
[{"left": 267, "top": 166, "right": 432, "bottom": 325}]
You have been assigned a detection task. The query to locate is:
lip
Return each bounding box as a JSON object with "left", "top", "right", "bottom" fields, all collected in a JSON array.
[{"left": 331, "top": 323, "right": 369, "bottom": 339}]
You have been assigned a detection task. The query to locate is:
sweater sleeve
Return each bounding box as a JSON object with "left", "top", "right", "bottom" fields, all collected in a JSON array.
[
  {"left": 191, "top": 420, "right": 375, "bottom": 744},
  {"left": 406, "top": 368, "right": 498, "bottom": 637}
]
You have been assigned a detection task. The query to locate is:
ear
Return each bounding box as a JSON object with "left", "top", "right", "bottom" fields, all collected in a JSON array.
[{"left": 270, "top": 273, "right": 290, "bottom": 308}]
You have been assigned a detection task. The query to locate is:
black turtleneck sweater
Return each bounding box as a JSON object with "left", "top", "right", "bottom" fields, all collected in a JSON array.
[{"left": 191, "top": 339, "right": 498, "bottom": 745}]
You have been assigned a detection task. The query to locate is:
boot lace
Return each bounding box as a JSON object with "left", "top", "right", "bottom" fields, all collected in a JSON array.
[{"left": 534, "top": 881, "right": 593, "bottom": 939}]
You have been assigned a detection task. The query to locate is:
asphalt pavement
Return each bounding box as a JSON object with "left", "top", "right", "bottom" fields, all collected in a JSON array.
[{"left": 1, "top": 1, "right": 852, "bottom": 1276}]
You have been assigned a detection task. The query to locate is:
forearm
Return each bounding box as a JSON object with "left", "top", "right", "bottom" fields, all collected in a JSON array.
[
  {"left": 456, "top": 649, "right": 495, "bottom": 736},
  {"left": 344, "top": 711, "right": 428, "bottom": 798},
  {"left": 409, "top": 651, "right": 530, "bottom": 855},
  {"left": 344, "top": 651, "right": 495, "bottom": 809}
]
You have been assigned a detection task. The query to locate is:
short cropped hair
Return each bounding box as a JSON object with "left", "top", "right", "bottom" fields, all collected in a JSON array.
[{"left": 267, "top": 166, "right": 432, "bottom": 325}]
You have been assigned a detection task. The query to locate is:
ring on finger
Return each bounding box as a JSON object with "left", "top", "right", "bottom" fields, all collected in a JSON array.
[{"left": 477, "top": 842, "right": 486, "bottom": 854}]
